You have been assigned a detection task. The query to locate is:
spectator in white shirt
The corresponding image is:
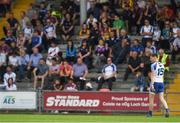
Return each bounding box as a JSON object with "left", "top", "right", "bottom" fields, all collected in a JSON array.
[
  {"left": 0, "top": 50, "right": 7, "bottom": 82},
  {"left": 3, "top": 66, "right": 16, "bottom": 86},
  {"left": 153, "top": 26, "right": 161, "bottom": 48},
  {"left": 23, "top": 22, "right": 33, "bottom": 41},
  {"left": 140, "top": 19, "right": 154, "bottom": 48},
  {"left": 8, "top": 52, "right": 19, "bottom": 71},
  {"left": 5, "top": 78, "right": 17, "bottom": 91},
  {"left": 86, "top": 14, "right": 98, "bottom": 29},
  {"left": 46, "top": 41, "right": 60, "bottom": 66}
]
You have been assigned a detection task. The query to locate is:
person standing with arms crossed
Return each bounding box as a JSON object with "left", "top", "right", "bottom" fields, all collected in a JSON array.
[{"left": 147, "top": 54, "right": 169, "bottom": 117}]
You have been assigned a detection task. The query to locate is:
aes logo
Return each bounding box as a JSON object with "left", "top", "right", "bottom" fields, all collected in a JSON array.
[{"left": 3, "top": 96, "right": 15, "bottom": 104}]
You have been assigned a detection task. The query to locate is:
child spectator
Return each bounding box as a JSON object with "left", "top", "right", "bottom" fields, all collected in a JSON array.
[
  {"left": 64, "top": 78, "right": 77, "bottom": 91},
  {"left": 5, "top": 78, "right": 17, "bottom": 91}
]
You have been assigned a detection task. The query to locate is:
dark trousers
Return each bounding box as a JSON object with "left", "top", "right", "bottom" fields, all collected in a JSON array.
[
  {"left": 73, "top": 76, "right": 85, "bottom": 90},
  {"left": 171, "top": 48, "right": 180, "bottom": 64},
  {"left": 97, "top": 77, "right": 116, "bottom": 91},
  {"left": 18, "top": 65, "right": 27, "bottom": 79}
]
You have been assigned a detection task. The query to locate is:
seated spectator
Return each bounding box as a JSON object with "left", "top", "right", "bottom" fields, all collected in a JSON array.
[
  {"left": 141, "top": 49, "right": 151, "bottom": 77},
  {"left": 172, "top": 29, "right": 180, "bottom": 64},
  {"left": 64, "top": 78, "right": 77, "bottom": 91},
  {"left": 153, "top": 26, "right": 161, "bottom": 48},
  {"left": 71, "top": 57, "right": 88, "bottom": 90},
  {"left": 97, "top": 57, "right": 117, "bottom": 91},
  {"left": 86, "top": 14, "right": 98, "bottom": 29},
  {"left": 46, "top": 41, "right": 60, "bottom": 66},
  {"left": 5, "top": 30, "right": 16, "bottom": 46},
  {"left": 66, "top": 40, "right": 77, "bottom": 64},
  {"left": 112, "top": 38, "right": 130, "bottom": 65},
  {"left": 119, "top": 29, "right": 131, "bottom": 44},
  {"left": 59, "top": 59, "right": 72, "bottom": 85},
  {"left": 19, "top": 11, "right": 30, "bottom": 30},
  {"left": 48, "top": 58, "right": 59, "bottom": 79},
  {"left": 79, "top": 23, "right": 90, "bottom": 40},
  {"left": 16, "top": 32, "right": 26, "bottom": 50},
  {"left": 33, "top": 58, "right": 49, "bottom": 90},
  {"left": 3, "top": 66, "right": 16, "bottom": 86},
  {"left": 5, "top": 78, "right": 17, "bottom": 91},
  {"left": 93, "top": 39, "right": 108, "bottom": 68},
  {"left": 140, "top": 19, "right": 153, "bottom": 48},
  {"left": 123, "top": 51, "right": 142, "bottom": 81},
  {"left": 53, "top": 79, "right": 63, "bottom": 91},
  {"left": 106, "top": 31, "right": 119, "bottom": 47},
  {"left": 145, "top": 40, "right": 157, "bottom": 54},
  {"left": 8, "top": 51, "right": 19, "bottom": 72},
  {"left": 61, "top": 13, "right": 74, "bottom": 42},
  {"left": 34, "top": 20, "right": 44, "bottom": 36},
  {"left": 3, "top": 12, "right": 18, "bottom": 36},
  {"left": 130, "top": 71, "right": 146, "bottom": 92},
  {"left": 27, "top": 48, "right": 42, "bottom": 79},
  {"left": 78, "top": 40, "right": 91, "bottom": 68},
  {"left": 28, "top": 30, "right": 42, "bottom": 53},
  {"left": 100, "top": 23, "right": 111, "bottom": 42},
  {"left": 160, "top": 21, "right": 171, "bottom": 50},
  {"left": 130, "top": 39, "right": 144, "bottom": 57},
  {"left": 18, "top": 49, "right": 30, "bottom": 81},
  {"left": 113, "top": 15, "right": 125, "bottom": 38},
  {"left": 44, "top": 19, "right": 57, "bottom": 50},
  {"left": 23, "top": 22, "right": 33, "bottom": 42},
  {"left": 0, "top": 48, "right": 7, "bottom": 81},
  {"left": 89, "top": 22, "right": 100, "bottom": 48}
]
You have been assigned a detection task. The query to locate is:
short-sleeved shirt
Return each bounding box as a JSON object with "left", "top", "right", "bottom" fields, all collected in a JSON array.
[
  {"left": 30, "top": 53, "right": 42, "bottom": 67},
  {"left": 128, "top": 57, "right": 141, "bottom": 68},
  {"left": 36, "top": 64, "right": 49, "bottom": 75},
  {"left": 63, "top": 19, "right": 73, "bottom": 30},
  {"left": 73, "top": 63, "right": 88, "bottom": 77},
  {"left": 60, "top": 64, "right": 72, "bottom": 76}
]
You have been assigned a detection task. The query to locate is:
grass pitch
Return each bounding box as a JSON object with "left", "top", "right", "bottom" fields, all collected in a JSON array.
[{"left": 0, "top": 114, "right": 180, "bottom": 122}]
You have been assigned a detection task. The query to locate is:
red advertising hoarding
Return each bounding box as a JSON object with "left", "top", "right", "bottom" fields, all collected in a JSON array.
[{"left": 43, "top": 92, "right": 159, "bottom": 111}]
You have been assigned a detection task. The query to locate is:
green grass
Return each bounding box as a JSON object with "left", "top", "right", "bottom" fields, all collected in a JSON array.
[{"left": 0, "top": 114, "right": 180, "bottom": 122}]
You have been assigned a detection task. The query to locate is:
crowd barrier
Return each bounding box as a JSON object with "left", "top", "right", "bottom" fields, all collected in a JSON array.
[{"left": 0, "top": 91, "right": 160, "bottom": 112}]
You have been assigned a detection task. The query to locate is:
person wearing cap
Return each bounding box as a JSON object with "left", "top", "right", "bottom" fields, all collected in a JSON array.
[{"left": 97, "top": 57, "right": 117, "bottom": 91}]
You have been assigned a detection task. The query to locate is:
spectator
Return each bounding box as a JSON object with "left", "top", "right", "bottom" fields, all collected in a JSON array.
[
  {"left": 27, "top": 48, "right": 42, "bottom": 79},
  {"left": 158, "top": 49, "right": 170, "bottom": 72},
  {"left": 100, "top": 23, "right": 111, "bottom": 42},
  {"left": 71, "top": 57, "right": 88, "bottom": 90},
  {"left": 29, "top": 30, "right": 42, "bottom": 53},
  {"left": 16, "top": 32, "right": 26, "bottom": 50},
  {"left": 46, "top": 41, "right": 60, "bottom": 66},
  {"left": 106, "top": 31, "right": 119, "bottom": 47},
  {"left": 64, "top": 77, "right": 77, "bottom": 91},
  {"left": 5, "top": 30, "right": 16, "bottom": 46},
  {"left": 66, "top": 40, "right": 77, "bottom": 64},
  {"left": 97, "top": 57, "right": 117, "bottom": 91},
  {"left": 19, "top": 11, "right": 30, "bottom": 30},
  {"left": 140, "top": 19, "right": 154, "bottom": 48},
  {"left": 112, "top": 38, "right": 130, "bottom": 65},
  {"left": 130, "top": 39, "right": 144, "bottom": 57},
  {"left": 0, "top": 48, "right": 7, "bottom": 81},
  {"left": 130, "top": 71, "right": 146, "bottom": 92},
  {"left": 61, "top": 13, "right": 74, "bottom": 43},
  {"left": 3, "top": 12, "right": 18, "bottom": 36},
  {"left": 86, "top": 14, "right": 98, "bottom": 29},
  {"left": 23, "top": 22, "right": 33, "bottom": 42},
  {"left": 145, "top": 41, "right": 157, "bottom": 54},
  {"left": 160, "top": 21, "right": 171, "bottom": 50},
  {"left": 3, "top": 66, "right": 16, "bottom": 86},
  {"left": 78, "top": 40, "right": 91, "bottom": 68},
  {"left": 79, "top": 23, "right": 90, "bottom": 40},
  {"left": 123, "top": 51, "right": 142, "bottom": 81},
  {"left": 89, "top": 22, "right": 100, "bottom": 48},
  {"left": 53, "top": 79, "right": 63, "bottom": 91},
  {"left": 59, "top": 59, "right": 73, "bottom": 85},
  {"left": 113, "top": 15, "right": 125, "bottom": 38},
  {"left": 18, "top": 49, "right": 30, "bottom": 81},
  {"left": 33, "top": 58, "right": 49, "bottom": 89},
  {"left": 93, "top": 39, "right": 108, "bottom": 68},
  {"left": 8, "top": 52, "right": 19, "bottom": 71},
  {"left": 48, "top": 58, "right": 59, "bottom": 79},
  {"left": 44, "top": 19, "right": 57, "bottom": 50},
  {"left": 153, "top": 26, "right": 161, "bottom": 48},
  {"left": 172, "top": 29, "right": 180, "bottom": 64},
  {"left": 5, "top": 78, "right": 17, "bottom": 91},
  {"left": 141, "top": 49, "right": 151, "bottom": 77}
]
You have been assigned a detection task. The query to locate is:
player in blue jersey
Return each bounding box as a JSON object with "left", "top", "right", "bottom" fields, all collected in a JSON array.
[{"left": 147, "top": 54, "right": 169, "bottom": 117}]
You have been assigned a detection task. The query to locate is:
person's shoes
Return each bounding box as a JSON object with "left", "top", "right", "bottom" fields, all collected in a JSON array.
[
  {"left": 146, "top": 112, "right": 152, "bottom": 117},
  {"left": 165, "top": 112, "right": 169, "bottom": 118}
]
